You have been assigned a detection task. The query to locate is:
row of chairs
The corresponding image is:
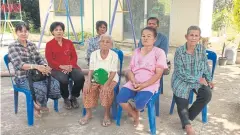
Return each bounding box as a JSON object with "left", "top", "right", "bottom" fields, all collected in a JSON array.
[{"left": 3, "top": 49, "right": 217, "bottom": 135}]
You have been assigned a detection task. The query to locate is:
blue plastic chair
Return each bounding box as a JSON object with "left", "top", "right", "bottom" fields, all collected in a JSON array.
[
  {"left": 3, "top": 54, "right": 59, "bottom": 126},
  {"left": 116, "top": 80, "right": 163, "bottom": 135},
  {"left": 169, "top": 50, "right": 217, "bottom": 123},
  {"left": 155, "top": 77, "right": 163, "bottom": 117},
  {"left": 82, "top": 48, "right": 124, "bottom": 120}
]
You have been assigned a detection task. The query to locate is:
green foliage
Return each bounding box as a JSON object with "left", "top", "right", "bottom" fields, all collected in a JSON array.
[
  {"left": 212, "top": 8, "right": 232, "bottom": 31},
  {"left": 233, "top": 0, "right": 240, "bottom": 32},
  {"left": 21, "top": 0, "right": 40, "bottom": 32},
  {"left": 212, "top": 0, "right": 233, "bottom": 31},
  {"left": 227, "top": 36, "right": 236, "bottom": 42},
  {"left": 68, "top": 31, "right": 93, "bottom": 41}
]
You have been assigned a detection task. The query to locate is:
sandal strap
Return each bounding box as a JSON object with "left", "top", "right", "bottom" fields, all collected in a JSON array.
[
  {"left": 102, "top": 119, "right": 111, "bottom": 127},
  {"left": 79, "top": 117, "right": 92, "bottom": 125}
]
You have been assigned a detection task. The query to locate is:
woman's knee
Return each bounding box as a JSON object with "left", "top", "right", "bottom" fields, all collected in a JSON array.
[
  {"left": 134, "top": 91, "right": 153, "bottom": 110},
  {"left": 72, "top": 71, "right": 85, "bottom": 83},
  {"left": 135, "top": 100, "right": 147, "bottom": 110},
  {"left": 116, "top": 93, "right": 126, "bottom": 104},
  {"left": 54, "top": 75, "right": 68, "bottom": 84},
  {"left": 116, "top": 87, "right": 132, "bottom": 104}
]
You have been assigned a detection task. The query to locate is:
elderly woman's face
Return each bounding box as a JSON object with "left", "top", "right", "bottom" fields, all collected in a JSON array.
[
  {"left": 16, "top": 27, "right": 29, "bottom": 41},
  {"left": 52, "top": 25, "right": 64, "bottom": 38},
  {"left": 97, "top": 24, "right": 107, "bottom": 35},
  {"left": 141, "top": 29, "right": 156, "bottom": 47},
  {"left": 185, "top": 30, "right": 201, "bottom": 46},
  {"left": 99, "top": 36, "right": 112, "bottom": 50}
]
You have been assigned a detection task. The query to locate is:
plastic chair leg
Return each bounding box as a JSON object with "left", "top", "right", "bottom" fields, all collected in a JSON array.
[
  {"left": 155, "top": 95, "right": 160, "bottom": 117},
  {"left": 26, "top": 93, "right": 34, "bottom": 126},
  {"left": 169, "top": 95, "right": 175, "bottom": 115},
  {"left": 189, "top": 90, "right": 194, "bottom": 104},
  {"left": 82, "top": 108, "right": 86, "bottom": 116},
  {"left": 147, "top": 101, "right": 156, "bottom": 135},
  {"left": 116, "top": 105, "right": 122, "bottom": 126},
  {"left": 14, "top": 91, "right": 19, "bottom": 114},
  {"left": 54, "top": 100, "right": 58, "bottom": 112},
  {"left": 112, "top": 85, "right": 119, "bottom": 120},
  {"left": 112, "top": 99, "right": 118, "bottom": 120},
  {"left": 160, "top": 77, "right": 163, "bottom": 94},
  {"left": 202, "top": 105, "right": 208, "bottom": 123}
]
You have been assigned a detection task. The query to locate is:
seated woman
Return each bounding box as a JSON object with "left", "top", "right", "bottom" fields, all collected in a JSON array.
[
  {"left": 171, "top": 26, "right": 213, "bottom": 135},
  {"left": 85, "top": 21, "right": 108, "bottom": 65},
  {"left": 117, "top": 27, "right": 167, "bottom": 126},
  {"left": 79, "top": 34, "right": 119, "bottom": 127},
  {"left": 8, "top": 22, "right": 61, "bottom": 117},
  {"left": 45, "top": 22, "right": 85, "bottom": 109}
]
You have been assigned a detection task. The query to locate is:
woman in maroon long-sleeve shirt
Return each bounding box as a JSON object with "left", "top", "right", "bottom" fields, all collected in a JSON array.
[{"left": 45, "top": 22, "right": 85, "bottom": 109}]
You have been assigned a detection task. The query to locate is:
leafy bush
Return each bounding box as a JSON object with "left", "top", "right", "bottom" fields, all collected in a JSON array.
[
  {"left": 68, "top": 31, "right": 93, "bottom": 41},
  {"left": 233, "top": 0, "right": 240, "bottom": 32},
  {"left": 21, "top": 0, "right": 40, "bottom": 32}
]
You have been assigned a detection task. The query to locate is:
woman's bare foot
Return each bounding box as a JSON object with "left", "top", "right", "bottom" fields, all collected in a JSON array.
[
  {"left": 102, "top": 115, "right": 111, "bottom": 127},
  {"left": 34, "top": 102, "right": 41, "bottom": 117},
  {"left": 79, "top": 114, "right": 92, "bottom": 125},
  {"left": 132, "top": 110, "right": 140, "bottom": 127},
  {"left": 185, "top": 125, "right": 195, "bottom": 135},
  {"left": 34, "top": 109, "right": 41, "bottom": 118},
  {"left": 34, "top": 101, "right": 41, "bottom": 110},
  {"left": 40, "top": 107, "right": 50, "bottom": 113}
]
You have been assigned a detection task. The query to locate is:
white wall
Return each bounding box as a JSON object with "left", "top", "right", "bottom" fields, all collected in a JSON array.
[
  {"left": 199, "top": 0, "right": 214, "bottom": 38},
  {"left": 39, "top": 0, "right": 124, "bottom": 41},
  {"left": 169, "top": 0, "right": 201, "bottom": 46},
  {"left": 39, "top": 0, "right": 214, "bottom": 44}
]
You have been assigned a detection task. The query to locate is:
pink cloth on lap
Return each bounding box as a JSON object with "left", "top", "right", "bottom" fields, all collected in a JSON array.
[{"left": 123, "top": 46, "right": 168, "bottom": 93}]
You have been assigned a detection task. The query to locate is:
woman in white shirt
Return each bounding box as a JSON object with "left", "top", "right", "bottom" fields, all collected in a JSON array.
[{"left": 79, "top": 34, "right": 119, "bottom": 127}]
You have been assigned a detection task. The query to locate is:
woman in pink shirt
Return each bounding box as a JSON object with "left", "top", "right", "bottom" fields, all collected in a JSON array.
[{"left": 117, "top": 27, "right": 167, "bottom": 126}]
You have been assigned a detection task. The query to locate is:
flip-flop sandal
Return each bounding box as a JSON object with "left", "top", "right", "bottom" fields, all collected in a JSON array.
[
  {"left": 102, "top": 119, "right": 111, "bottom": 127},
  {"left": 40, "top": 107, "right": 50, "bottom": 113},
  {"left": 64, "top": 100, "right": 72, "bottom": 110},
  {"left": 64, "top": 105, "right": 72, "bottom": 110},
  {"left": 133, "top": 120, "right": 140, "bottom": 127},
  {"left": 78, "top": 117, "right": 91, "bottom": 125}
]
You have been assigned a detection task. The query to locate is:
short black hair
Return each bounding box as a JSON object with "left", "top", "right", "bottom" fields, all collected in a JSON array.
[
  {"left": 147, "top": 17, "right": 159, "bottom": 26},
  {"left": 50, "top": 22, "right": 65, "bottom": 33},
  {"left": 15, "top": 22, "right": 30, "bottom": 32},
  {"left": 141, "top": 27, "right": 157, "bottom": 38},
  {"left": 187, "top": 25, "right": 201, "bottom": 35},
  {"left": 96, "top": 21, "right": 107, "bottom": 32}
]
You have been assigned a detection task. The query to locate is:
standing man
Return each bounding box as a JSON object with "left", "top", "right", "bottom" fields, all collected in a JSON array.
[{"left": 138, "top": 17, "right": 169, "bottom": 55}]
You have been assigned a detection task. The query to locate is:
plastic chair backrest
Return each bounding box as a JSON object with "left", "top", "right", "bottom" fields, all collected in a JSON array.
[
  {"left": 206, "top": 50, "right": 217, "bottom": 79},
  {"left": 4, "top": 54, "right": 14, "bottom": 85},
  {"left": 111, "top": 48, "right": 124, "bottom": 81}
]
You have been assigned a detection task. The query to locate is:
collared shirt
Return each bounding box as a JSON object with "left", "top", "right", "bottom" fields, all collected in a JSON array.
[
  {"left": 138, "top": 32, "right": 169, "bottom": 55},
  {"left": 85, "top": 36, "right": 100, "bottom": 65},
  {"left": 45, "top": 38, "right": 80, "bottom": 70},
  {"left": 89, "top": 49, "right": 119, "bottom": 83},
  {"left": 8, "top": 40, "right": 46, "bottom": 79},
  {"left": 171, "top": 44, "right": 212, "bottom": 99}
]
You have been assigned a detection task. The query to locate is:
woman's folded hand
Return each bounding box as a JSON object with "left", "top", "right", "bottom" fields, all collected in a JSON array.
[
  {"left": 36, "top": 65, "right": 52, "bottom": 76},
  {"left": 133, "top": 83, "right": 147, "bottom": 91}
]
